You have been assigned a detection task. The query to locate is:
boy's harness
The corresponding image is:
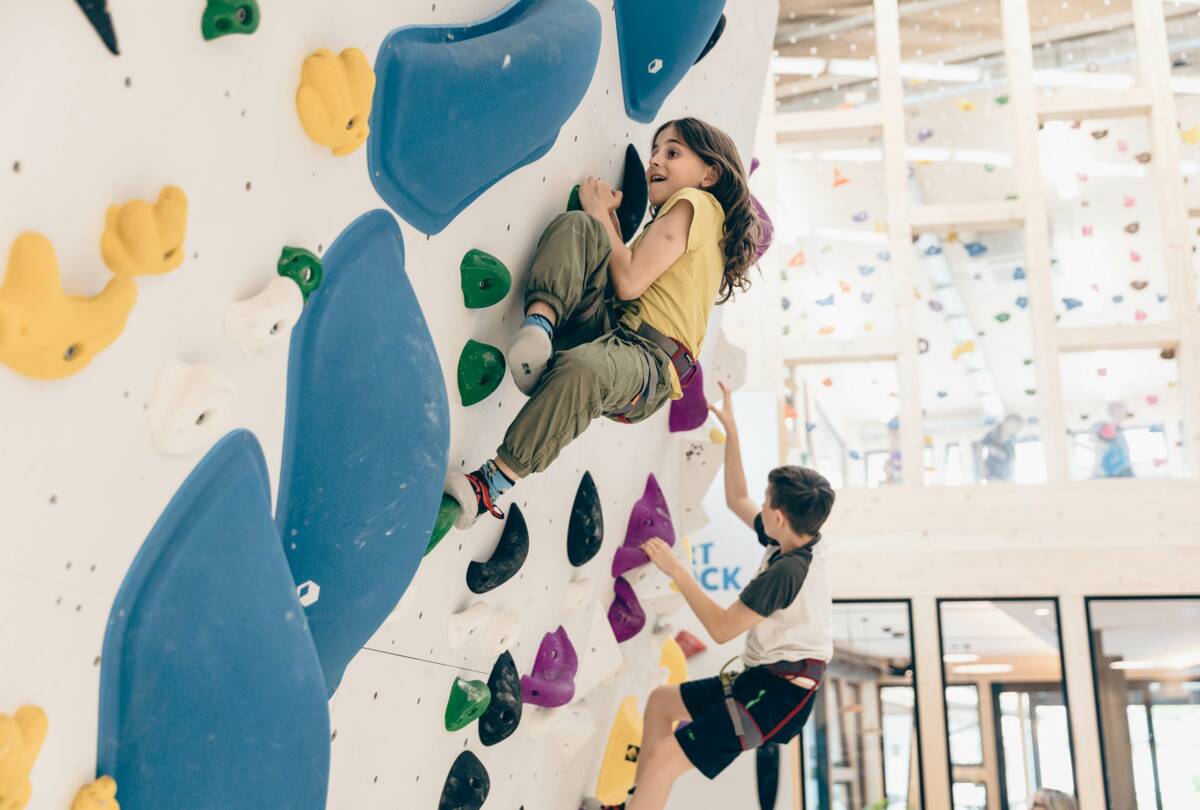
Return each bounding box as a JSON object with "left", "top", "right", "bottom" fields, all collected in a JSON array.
[{"left": 718, "top": 656, "right": 826, "bottom": 750}]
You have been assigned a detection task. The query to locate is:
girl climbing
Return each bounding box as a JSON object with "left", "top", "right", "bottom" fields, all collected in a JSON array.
[{"left": 442, "top": 117, "right": 762, "bottom": 529}]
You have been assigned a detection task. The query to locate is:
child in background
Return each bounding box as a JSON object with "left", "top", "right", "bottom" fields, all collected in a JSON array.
[
  {"left": 443, "top": 118, "right": 762, "bottom": 528},
  {"left": 596, "top": 383, "right": 835, "bottom": 810}
]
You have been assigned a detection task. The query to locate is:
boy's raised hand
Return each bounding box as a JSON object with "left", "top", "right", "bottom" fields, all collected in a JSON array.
[
  {"left": 707, "top": 381, "right": 737, "bottom": 433},
  {"left": 640, "top": 537, "right": 688, "bottom": 582}
]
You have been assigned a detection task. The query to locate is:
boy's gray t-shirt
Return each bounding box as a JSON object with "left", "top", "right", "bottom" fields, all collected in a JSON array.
[{"left": 738, "top": 514, "right": 833, "bottom": 667}]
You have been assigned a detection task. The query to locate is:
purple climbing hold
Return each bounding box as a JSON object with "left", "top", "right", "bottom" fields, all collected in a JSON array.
[
  {"left": 611, "top": 474, "right": 675, "bottom": 577},
  {"left": 608, "top": 576, "right": 646, "bottom": 643},
  {"left": 520, "top": 626, "right": 578, "bottom": 708},
  {"left": 668, "top": 363, "right": 707, "bottom": 433},
  {"left": 750, "top": 194, "right": 774, "bottom": 262}
]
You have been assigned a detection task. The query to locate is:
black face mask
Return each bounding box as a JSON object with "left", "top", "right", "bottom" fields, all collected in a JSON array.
[{"left": 478, "top": 651, "right": 522, "bottom": 746}]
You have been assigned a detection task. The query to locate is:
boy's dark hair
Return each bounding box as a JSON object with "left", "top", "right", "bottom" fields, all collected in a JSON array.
[
  {"left": 649, "top": 117, "right": 762, "bottom": 304},
  {"left": 767, "top": 466, "right": 835, "bottom": 539}
]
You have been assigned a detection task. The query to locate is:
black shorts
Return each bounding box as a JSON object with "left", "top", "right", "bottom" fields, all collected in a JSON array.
[{"left": 674, "top": 665, "right": 819, "bottom": 779}]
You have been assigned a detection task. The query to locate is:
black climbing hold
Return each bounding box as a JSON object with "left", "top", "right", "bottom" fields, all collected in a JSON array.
[
  {"left": 457, "top": 339, "right": 505, "bottom": 407},
  {"left": 567, "top": 471, "right": 603, "bottom": 567},
  {"left": 478, "top": 650, "right": 522, "bottom": 747},
  {"left": 73, "top": 0, "right": 119, "bottom": 55},
  {"left": 694, "top": 14, "right": 726, "bottom": 65},
  {"left": 466, "top": 504, "right": 529, "bottom": 594},
  {"left": 756, "top": 743, "right": 780, "bottom": 810},
  {"left": 615, "top": 145, "right": 648, "bottom": 243},
  {"left": 460, "top": 249, "right": 512, "bottom": 309},
  {"left": 565, "top": 145, "right": 648, "bottom": 244},
  {"left": 438, "top": 750, "right": 490, "bottom": 810}
]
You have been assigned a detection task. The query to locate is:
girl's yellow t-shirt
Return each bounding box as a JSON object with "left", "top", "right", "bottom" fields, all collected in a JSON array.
[{"left": 619, "top": 186, "right": 726, "bottom": 399}]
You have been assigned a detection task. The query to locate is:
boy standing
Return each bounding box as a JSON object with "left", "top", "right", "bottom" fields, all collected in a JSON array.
[{"left": 603, "top": 383, "right": 835, "bottom": 810}]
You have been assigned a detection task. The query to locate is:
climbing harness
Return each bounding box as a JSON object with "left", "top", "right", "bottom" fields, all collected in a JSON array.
[{"left": 719, "top": 656, "right": 825, "bottom": 751}]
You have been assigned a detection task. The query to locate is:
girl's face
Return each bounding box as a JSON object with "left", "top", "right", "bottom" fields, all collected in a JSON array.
[{"left": 646, "top": 124, "right": 719, "bottom": 207}]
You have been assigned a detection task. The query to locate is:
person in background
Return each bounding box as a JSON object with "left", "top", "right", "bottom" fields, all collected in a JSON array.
[
  {"left": 1032, "top": 787, "right": 1078, "bottom": 810},
  {"left": 979, "top": 414, "right": 1024, "bottom": 482},
  {"left": 1090, "top": 400, "right": 1134, "bottom": 478}
]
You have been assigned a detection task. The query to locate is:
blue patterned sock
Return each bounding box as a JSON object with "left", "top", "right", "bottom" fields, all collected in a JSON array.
[
  {"left": 475, "top": 459, "right": 515, "bottom": 501},
  {"left": 522, "top": 313, "right": 554, "bottom": 340}
]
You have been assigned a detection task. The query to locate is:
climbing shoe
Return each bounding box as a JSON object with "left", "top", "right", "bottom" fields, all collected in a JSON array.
[
  {"left": 443, "top": 471, "right": 504, "bottom": 531},
  {"left": 508, "top": 323, "right": 552, "bottom": 395}
]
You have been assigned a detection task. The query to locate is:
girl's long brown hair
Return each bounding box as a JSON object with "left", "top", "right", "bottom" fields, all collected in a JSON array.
[{"left": 649, "top": 117, "right": 762, "bottom": 304}]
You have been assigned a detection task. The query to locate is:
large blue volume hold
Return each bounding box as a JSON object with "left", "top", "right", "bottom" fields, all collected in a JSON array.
[
  {"left": 367, "top": 0, "right": 602, "bottom": 234},
  {"left": 97, "top": 431, "right": 330, "bottom": 809},
  {"left": 276, "top": 209, "right": 450, "bottom": 695},
  {"left": 614, "top": 0, "right": 726, "bottom": 123}
]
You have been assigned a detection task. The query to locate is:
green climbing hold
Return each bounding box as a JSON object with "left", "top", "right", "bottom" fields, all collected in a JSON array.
[
  {"left": 457, "top": 339, "right": 505, "bottom": 407},
  {"left": 995, "top": 95, "right": 1009, "bottom": 105},
  {"left": 994, "top": 312, "right": 1011, "bottom": 323},
  {"left": 1024, "top": 388, "right": 1037, "bottom": 396},
  {"left": 277, "top": 246, "right": 323, "bottom": 301},
  {"left": 445, "top": 677, "right": 492, "bottom": 732},
  {"left": 567, "top": 184, "right": 582, "bottom": 212},
  {"left": 426, "top": 494, "right": 460, "bottom": 555},
  {"left": 1023, "top": 358, "right": 1034, "bottom": 366},
  {"left": 202, "top": 0, "right": 259, "bottom": 40},
  {"left": 460, "top": 249, "right": 512, "bottom": 309}
]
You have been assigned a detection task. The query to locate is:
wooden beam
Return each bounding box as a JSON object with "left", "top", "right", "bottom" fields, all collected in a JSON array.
[
  {"left": 1036, "top": 88, "right": 1153, "bottom": 123},
  {"left": 909, "top": 200, "right": 1025, "bottom": 233},
  {"left": 781, "top": 336, "right": 898, "bottom": 366},
  {"left": 1001, "top": 0, "right": 1070, "bottom": 482},
  {"left": 774, "top": 107, "right": 884, "bottom": 141},
  {"left": 1056, "top": 323, "right": 1184, "bottom": 353}
]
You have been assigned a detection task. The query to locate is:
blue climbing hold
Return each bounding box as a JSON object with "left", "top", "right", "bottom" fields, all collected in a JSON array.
[
  {"left": 368, "top": 0, "right": 602, "bottom": 234},
  {"left": 276, "top": 210, "right": 450, "bottom": 695},
  {"left": 858, "top": 265, "right": 875, "bottom": 277},
  {"left": 1015, "top": 296, "right": 1028, "bottom": 309},
  {"left": 1063, "top": 297, "right": 1083, "bottom": 311},
  {"left": 1012, "top": 266, "right": 1026, "bottom": 280},
  {"left": 98, "top": 431, "right": 329, "bottom": 809},
  {"left": 815, "top": 294, "right": 835, "bottom": 306},
  {"left": 924, "top": 244, "right": 942, "bottom": 256},
  {"left": 614, "top": 0, "right": 726, "bottom": 123},
  {"left": 964, "top": 242, "right": 987, "bottom": 257},
  {"left": 877, "top": 251, "right": 890, "bottom": 262}
]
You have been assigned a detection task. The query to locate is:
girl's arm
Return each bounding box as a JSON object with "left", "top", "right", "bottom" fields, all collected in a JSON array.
[{"left": 584, "top": 198, "right": 694, "bottom": 301}]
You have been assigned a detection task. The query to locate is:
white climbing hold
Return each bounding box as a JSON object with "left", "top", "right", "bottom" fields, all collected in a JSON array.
[
  {"left": 297, "top": 580, "right": 320, "bottom": 607},
  {"left": 447, "top": 602, "right": 493, "bottom": 650},
  {"left": 561, "top": 578, "right": 595, "bottom": 612},
  {"left": 648, "top": 58, "right": 663, "bottom": 74},
  {"left": 146, "top": 359, "right": 235, "bottom": 455},
  {"left": 572, "top": 603, "right": 623, "bottom": 702},
  {"left": 223, "top": 276, "right": 304, "bottom": 358},
  {"left": 704, "top": 329, "right": 747, "bottom": 404},
  {"left": 483, "top": 610, "right": 521, "bottom": 658},
  {"left": 678, "top": 438, "right": 723, "bottom": 536},
  {"left": 628, "top": 563, "right": 684, "bottom": 617},
  {"left": 549, "top": 703, "right": 596, "bottom": 761}
]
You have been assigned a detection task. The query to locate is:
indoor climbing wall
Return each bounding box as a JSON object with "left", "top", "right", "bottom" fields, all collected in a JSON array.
[{"left": 0, "top": 2, "right": 778, "bottom": 808}]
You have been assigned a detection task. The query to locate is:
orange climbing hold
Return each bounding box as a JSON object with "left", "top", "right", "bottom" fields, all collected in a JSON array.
[
  {"left": 100, "top": 186, "right": 189, "bottom": 277},
  {"left": 0, "top": 233, "right": 136, "bottom": 379}
]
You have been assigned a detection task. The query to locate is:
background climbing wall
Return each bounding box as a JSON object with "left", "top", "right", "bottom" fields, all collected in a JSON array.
[{"left": 0, "top": 1, "right": 780, "bottom": 808}]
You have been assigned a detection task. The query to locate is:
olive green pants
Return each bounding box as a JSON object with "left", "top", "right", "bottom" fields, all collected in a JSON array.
[{"left": 496, "top": 211, "right": 674, "bottom": 478}]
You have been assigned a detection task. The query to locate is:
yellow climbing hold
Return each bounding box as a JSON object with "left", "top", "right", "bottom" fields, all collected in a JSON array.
[
  {"left": 951, "top": 340, "right": 976, "bottom": 361},
  {"left": 0, "top": 705, "right": 47, "bottom": 810},
  {"left": 72, "top": 776, "right": 119, "bottom": 809},
  {"left": 296, "top": 47, "right": 375, "bottom": 156},
  {"left": 0, "top": 233, "right": 137, "bottom": 379},
  {"left": 956, "top": 98, "right": 976, "bottom": 112},
  {"left": 708, "top": 428, "right": 726, "bottom": 445},
  {"left": 596, "top": 696, "right": 643, "bottom": 805},
  {"left": 1182, "top": 125, "right": 1200, "bottom": 145},
  {"left": 660, "top": 638, "right": 688, "bottom": 686},
  {"left": 101, "top": 186, "right": 189, "bottom": 277}
]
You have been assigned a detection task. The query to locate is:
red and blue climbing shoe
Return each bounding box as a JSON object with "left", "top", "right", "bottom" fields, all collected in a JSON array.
[{"left": 443, "top": 471, "right": 505, "bottom": 532}]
